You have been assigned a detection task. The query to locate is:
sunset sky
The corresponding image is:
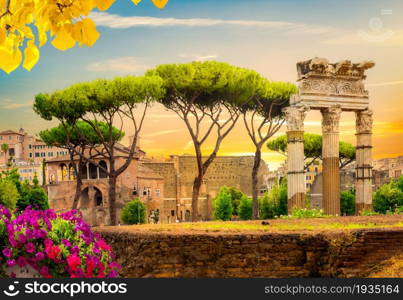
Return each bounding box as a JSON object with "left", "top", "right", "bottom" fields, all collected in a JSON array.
[{"left": 1, "top": 0, "right": 403, "bottom": 170}]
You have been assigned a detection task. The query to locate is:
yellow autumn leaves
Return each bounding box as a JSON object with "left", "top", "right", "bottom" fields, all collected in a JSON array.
[{"left": 0, "top": 0, "right": 168, "bottom": 74}]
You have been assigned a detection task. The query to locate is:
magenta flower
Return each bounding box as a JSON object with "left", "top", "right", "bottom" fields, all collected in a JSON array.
[
  {"left": 35, "top": 252, "right": 45, "bottom": 261},
  {"left": 2, "top": 248, "right": 12, "bottom": 258},
  {"left": 25, "top": 242, "right": 35, "bottom": 253},
  {"left": 6, "top": 259, "right": 16, "bottom": 267},
  {"left": 62, "top": 239, "right": 71, "bottom": 247},
  {"left": 16, "top": 256, "right": 28, "bottom": 267},
  {"left": 1, "top": 207, "right": 119, "bottom": 278}
]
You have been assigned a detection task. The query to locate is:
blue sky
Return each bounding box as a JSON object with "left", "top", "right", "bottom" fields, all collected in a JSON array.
[{"left": 1, "top": 0, "right": 403, "bottom": 168}]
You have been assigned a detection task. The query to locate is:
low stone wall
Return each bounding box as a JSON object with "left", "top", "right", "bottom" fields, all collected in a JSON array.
[{"left": 96, "top": 228, "right": 403, "bottom": 278}]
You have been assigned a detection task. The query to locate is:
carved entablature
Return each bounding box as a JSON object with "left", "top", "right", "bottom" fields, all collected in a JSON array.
[
  {"left": 292, "top": 57, "right": 375, "bottom": 111},
  {"left": 283, "top": 105, "right": 310, "bottom": 131},
  {"left": 356, "top": 109, "right": 373, "bottom": 134}
]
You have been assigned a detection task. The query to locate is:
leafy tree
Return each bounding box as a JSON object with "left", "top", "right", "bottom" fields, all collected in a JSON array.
[
  {"left": 148, "top": 61, "right": 266, "bottom": 221},
  {"left": 1, "top": 168, "right": 21, "bottom": 192},
  {"left": 227, "top": 187, "right": 244, "bottom": 215},
  {"left": 213, "top": 187, "right": 233, "bottom": 221},
  {"left": 16, "top": 177, "right": 49, "bottom": 211},
  {"left": 0, "top": 179, "right": 19, "bottom": 210},
  {"left": 267, "top": 133, "right": 356, "bottom": 170},
  {"left": 121, "top": 198, "right": 146, "bottom": 225},
  {"left": 260, "top": 179, "right": 288, "bottom": 219},
  {"left": 340, "top": 190, "right": 355, "bottom": 216},
  {"left": 238, "top": 195, "right": 252, "bottom": 220},
  {"left": 373, "top": 177, "right": 403, "bottom": 214},
  {"left": 34, "top": 75, "right": 164, "bottom": 225},
  {"left": 240, "top": 79, "right": 296, "bottom": 219},
  {"left": 39, "top": 121, "right": 122, "bottom": 209},
  {"left": 1, "top": 143, "right": 8, "bottom": 162},
  {"left": 0, "top": 0, "right": 168, "bottom": 73}
]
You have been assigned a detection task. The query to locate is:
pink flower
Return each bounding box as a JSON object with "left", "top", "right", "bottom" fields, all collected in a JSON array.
[
  {"left": 35, "top": 252, "right": 45, "bottom": 261},
  {"left": 6, "top": 259, "right": 16, "bottom": 267},
  {"left": 97, "top": 240, "right": 111, "bottom": 251},
  {"left": 2, "top": 248, "right": 12, "bottom": 258},
  {"left": 46, "top": 245, "right": 61, "bottom": 260},
  {"left": 66, "top": 254, "right": 81, "bottom": 271},
  {"left": 16, "top": 256, "right": 28, "bottom": 267},
  {"left": 25, "top": 242, "right": 36, "bottom": 253}
]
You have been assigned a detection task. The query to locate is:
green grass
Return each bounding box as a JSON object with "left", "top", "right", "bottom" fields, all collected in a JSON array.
[{"left": 172, "top": 221, "right": 403, "bottom": 232}]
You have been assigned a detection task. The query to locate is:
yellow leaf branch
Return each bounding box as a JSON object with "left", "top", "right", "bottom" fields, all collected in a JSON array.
[{"left": 0, "top": 0, "right": 169, "bottom": 74}]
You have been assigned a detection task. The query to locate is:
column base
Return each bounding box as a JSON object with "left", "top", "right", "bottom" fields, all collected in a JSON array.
[
  {"left": 355, "top": 203, "right": 373, "bottom": 215},
  {"left": 287, "top": 193, "right": 306, "bottom": 214}
]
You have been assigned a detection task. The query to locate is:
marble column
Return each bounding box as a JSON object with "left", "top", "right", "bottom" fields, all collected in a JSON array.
[
  {"left": 283, "top": 105, "right": 309, "bottom": 213},
  {"left": 355, "top": 109, "right": 373, "bottom": 214},
  {"left": 321, "top": 105, "right": 342, "bottom": 215}
]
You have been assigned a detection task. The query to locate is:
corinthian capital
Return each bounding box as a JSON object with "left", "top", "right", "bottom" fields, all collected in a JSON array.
[
  {"left": 283, "top": 105, "right": 309, "bottom": 131},
  {"left": 321, "top": 105, "right": 342, "bottom": 133},
  {"left": 356, "top": 109, "right": 373, "bottom": 133}
]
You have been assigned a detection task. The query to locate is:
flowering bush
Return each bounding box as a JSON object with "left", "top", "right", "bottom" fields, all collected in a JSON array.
[{"left": 0, "top": 206, "right": 120, "bottom": 278}]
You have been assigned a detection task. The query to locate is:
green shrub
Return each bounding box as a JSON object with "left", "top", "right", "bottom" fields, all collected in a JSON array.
[
  {"left": 282, "top": 208, "right": 327, "bottom": 219},
  {"left": 121, "top": 198, "right": 146, "bottom": 225},
  {"left": 340, "top": 190, "right": 355, "bottom": 216},
  {"left": 360, "top": 210, "right": 379, "bottom": 216},
  {"left": 259, "top": 180, "right": 288, "bottom": 219},
  {"left": 213, "top": 187, "right": 233, "bottom": 221},
  {"left": 238, "top": 195, "right": 252, "bottom": 220},
  {"left": 227, "top": 187, "right": 244, "bottom": 216},
  {"left": 0, "top": 180, "right": 19, "bottom": 210},
  {"left": 17, "top": 180, "right": 49, "bottom": 211},
  {"left": 373, "top": 178, "right": 403, "bottom": 214}
]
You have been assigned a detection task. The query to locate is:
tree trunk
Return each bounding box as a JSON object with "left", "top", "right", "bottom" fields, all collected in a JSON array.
[
  {"left": 41, "top": 159, "right": 46, "bottom": 186},
  {"left": 191, "top": 175, "right": 203, "bottom": 221},
  {"left": 252, "top": 148, "right": 261, "bottom": 219},
  {"left": 72, "top": 175, "right": 82, "bottom": 210},
  {"left": 108, "top": 175, "right": 117, "bottom": 225}
]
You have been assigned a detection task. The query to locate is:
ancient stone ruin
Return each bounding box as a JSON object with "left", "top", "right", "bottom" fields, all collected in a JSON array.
[{"left": 284, "top": 57, "right": 375, "bottom": 215}]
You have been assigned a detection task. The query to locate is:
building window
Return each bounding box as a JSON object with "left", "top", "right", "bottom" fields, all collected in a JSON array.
[
  {"left": 48, "top": 152, "right": 53, "bottom": 157},
  {"left": 35, "top": 153, "right": 40, "bottom": 157},
  {"left": 395, "top": 170, "right": 402, "bottom": 178},
  {"left": 29, "top": 144, "right": 32, "bottom": 149},
  {"left": 132, "top": 187, "right": 138, "bottom": 196},
  {"left": 171, "top": 210, "right": 175, "bottom": 217},
  {"left": 9, "top": 136, "right": 12, "bottom": 140},
  {"left": 41, "top": 152, "right": 45, "bottom": 157},
  {"left": 29, "top": 153, "right": 32, "bottom": 158},
  {"left": 155, "top": 189, "right": 161, "bottom": 197},
  {"left": 9, "top": 148, "right": 15, "bottom": 156}
]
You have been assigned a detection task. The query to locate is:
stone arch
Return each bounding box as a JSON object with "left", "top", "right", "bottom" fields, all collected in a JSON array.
[
  {"left": 68, "top": 163, "right": 76, "bottom": 180},
  {"left": 59, "top": 163, "right": 67, "bottom": 181},
  {"left": 79, "top": 185, "right": 103, "bottom": 209}
]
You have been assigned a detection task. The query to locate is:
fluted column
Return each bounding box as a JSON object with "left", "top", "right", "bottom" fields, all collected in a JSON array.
[
  {"left": 355, "top": 109, "right": 373, "bottom": 214},
  {"left": 321, "top": 105, "right": 342, "bottom": 215},
  {"left": 283, "top": 105, "right": 309, "bottom": 213}
]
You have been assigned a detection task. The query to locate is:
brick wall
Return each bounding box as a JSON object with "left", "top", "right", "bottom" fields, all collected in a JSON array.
[{"left": 96, "top": 228, "right": 403, "bottom": 278}]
